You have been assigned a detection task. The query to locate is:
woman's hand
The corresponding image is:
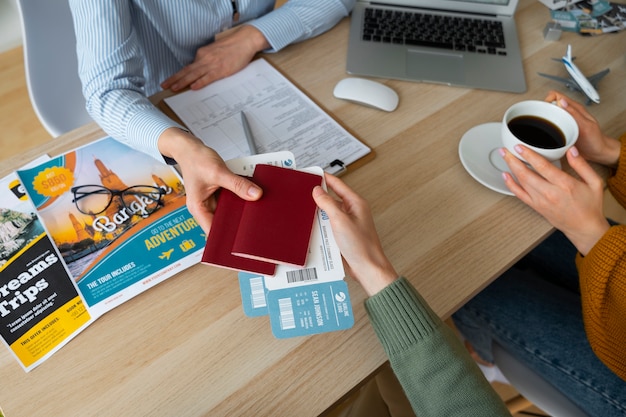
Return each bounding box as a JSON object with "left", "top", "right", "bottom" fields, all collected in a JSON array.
[
  {"left": 545, "top": 91, "right": 620, "bottom": 167},
  {"left": 502, "top": 144, "right": 610, "bottom": 255},
  {"left": 161, "top": 26, "right": 270, "bottom": 92},
  {"left": 158, "top": 128, "right": 262, "bottom": 233},
  {"left": 312, "top": 174, "right": 398, "bottom": 296}
]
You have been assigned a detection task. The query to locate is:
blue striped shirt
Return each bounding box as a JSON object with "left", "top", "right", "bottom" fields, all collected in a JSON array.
[{"left": 69, "top": 0, "right": 354, "bottom": 162}]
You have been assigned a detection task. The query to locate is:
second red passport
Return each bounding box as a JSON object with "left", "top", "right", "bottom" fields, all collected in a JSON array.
[{"left": 231, "top": 164, "right": 323, "bottom": 267}]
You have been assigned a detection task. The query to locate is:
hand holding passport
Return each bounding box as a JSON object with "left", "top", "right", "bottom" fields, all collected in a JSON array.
[{"left": 202, "top": 164, "right": 323, "bottom": 274}]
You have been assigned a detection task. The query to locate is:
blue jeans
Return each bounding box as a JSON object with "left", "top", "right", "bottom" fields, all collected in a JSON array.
[{"left": 452, "top": 230, "right": 626, "bottom": 417}]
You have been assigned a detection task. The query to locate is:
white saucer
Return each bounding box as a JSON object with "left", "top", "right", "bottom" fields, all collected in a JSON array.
[{"left": 458, "top": 123, "right": 561, "bottom": 196}]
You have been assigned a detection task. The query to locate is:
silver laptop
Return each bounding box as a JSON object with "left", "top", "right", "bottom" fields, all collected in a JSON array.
[{"left": 346, "top": 0, "right": 527, "bottom": 93}]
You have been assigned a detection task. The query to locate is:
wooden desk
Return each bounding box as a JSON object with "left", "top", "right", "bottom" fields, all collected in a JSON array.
[{"left": 1, "top": 1, "right": 625, "bottom": 415}]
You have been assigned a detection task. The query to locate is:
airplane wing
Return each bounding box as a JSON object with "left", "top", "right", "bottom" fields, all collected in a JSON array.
[
  {"left": 587, "top": 68, "right": 610, "bottom": 87},
  {"left": 551, "top": 57, "right": 577, "bottom": 62},
  {"left": 537, "top": 72, "right": 582, "bottom": 92}
]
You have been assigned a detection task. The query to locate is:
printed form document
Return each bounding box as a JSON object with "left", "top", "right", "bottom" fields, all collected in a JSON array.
[{"left": 163, "top": 59, "right": 371, "bottom": 174}]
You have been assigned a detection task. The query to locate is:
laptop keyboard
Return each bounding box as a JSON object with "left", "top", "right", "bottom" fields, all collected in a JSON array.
[{"left": 362, "top": 7, "right": 507, "bottom": 55}]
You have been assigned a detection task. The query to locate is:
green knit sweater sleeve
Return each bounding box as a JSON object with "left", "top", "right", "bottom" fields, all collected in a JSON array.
[{"left": 365, "top": 278, "right": 511, "bottom": 417}]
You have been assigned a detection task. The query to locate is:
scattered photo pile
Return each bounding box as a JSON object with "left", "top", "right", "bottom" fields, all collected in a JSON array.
[{"left": 549, "top": 0, "right": 626, "bottom": 35}]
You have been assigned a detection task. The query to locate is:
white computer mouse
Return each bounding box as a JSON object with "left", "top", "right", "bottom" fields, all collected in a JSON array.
[{"left": 333, "top": 77, "right": 399, "bottom": 112}]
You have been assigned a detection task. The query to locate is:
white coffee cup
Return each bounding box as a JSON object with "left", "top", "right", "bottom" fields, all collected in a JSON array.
[{"left": 502, "top": 100, "right": 578, "bottom": 162}]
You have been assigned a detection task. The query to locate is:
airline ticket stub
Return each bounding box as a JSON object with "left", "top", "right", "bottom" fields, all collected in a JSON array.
[{"left": 239, "top": 273, "right": 354, "bottom": 338}]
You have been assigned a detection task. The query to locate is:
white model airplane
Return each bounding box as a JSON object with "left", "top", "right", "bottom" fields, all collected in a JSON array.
[{"left": 537, "top": 44, "right": 609, "bottom": 105}]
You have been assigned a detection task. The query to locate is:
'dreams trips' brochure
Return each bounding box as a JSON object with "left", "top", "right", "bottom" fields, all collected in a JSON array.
[{"left": 0, "top": 158, "right": 90, "bottom": 371}]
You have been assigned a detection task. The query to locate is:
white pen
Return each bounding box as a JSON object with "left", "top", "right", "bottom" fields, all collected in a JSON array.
[{"left": 240, "top": 111, "right": 258, "bottom": 155}]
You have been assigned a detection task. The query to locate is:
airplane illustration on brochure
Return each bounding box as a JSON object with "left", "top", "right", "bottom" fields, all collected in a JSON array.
[
  {"left": 538, "top": 44, "right": 609, "bottom": 105},
  {"left": 159, "top": 248, "right": 175, "bottom": 260}
]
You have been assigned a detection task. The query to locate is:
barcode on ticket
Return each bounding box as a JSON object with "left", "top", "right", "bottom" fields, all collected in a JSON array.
[
  {"left": 278, "top": 298, "right": 296, "bottom": 330},
  {"left": 286, "top": 267, "right": 318, "bottom": 283},
  {"left": 250, "top": 277, "right": 266, "bottom": 309}
]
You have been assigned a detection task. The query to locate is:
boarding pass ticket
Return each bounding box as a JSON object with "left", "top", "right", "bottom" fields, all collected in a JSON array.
[
  {"left": 239, "top": 273, "right": 353, "bottom": 338},
  {"left": 237, "top": 201, "right": 353, "bottom": 337}
]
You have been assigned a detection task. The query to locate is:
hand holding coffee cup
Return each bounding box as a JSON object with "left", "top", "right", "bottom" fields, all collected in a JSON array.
[{"left": 502, "top": 100, "right": 579, "bottom": 162}]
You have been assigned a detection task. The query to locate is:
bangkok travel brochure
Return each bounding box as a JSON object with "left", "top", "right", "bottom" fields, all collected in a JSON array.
[{"left": 0, "top": 137, "right": 204, "bottom": 371}]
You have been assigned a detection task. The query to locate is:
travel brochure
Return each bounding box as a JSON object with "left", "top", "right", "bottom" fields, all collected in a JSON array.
[
  {"left": 0, "top": 157, "right": 91, "bottom": 372},
  {"left": 16, "top": 137, "right": 205, "bottom": 318},
  {"left": 1, "top": 137, "right": 205, "bottom": 371}
]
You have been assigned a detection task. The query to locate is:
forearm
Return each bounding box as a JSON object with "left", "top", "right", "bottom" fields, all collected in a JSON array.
[
  {"left": 87, "top": 89, "right": 180, "bottom": 162},
  {"left": 248, "top": 0, "right": 354, "bottom": 51},
  {"left": 70, "top": 0, "right": 182, "bottom": 162},
  {"left": 365, "top": 278, "right": 511, "bottom": 417}
]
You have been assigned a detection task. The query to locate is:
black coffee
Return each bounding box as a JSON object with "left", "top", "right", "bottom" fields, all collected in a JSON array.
[{"left": 508, "top": 115, "right": 566, "bottom": 149}]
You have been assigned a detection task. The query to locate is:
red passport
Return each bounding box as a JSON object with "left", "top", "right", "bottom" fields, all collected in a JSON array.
[
  {"left": 232, "top": 164, "right": 323, "bottom": 267},
  {"left": 201, "top": 188, "right": 277, "bottom": 275}
]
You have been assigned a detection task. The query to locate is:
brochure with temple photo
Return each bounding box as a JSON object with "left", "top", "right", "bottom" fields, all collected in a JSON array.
[
  {"left": 16, "top": 137, "right": 205, "bottom": 319},
  {"left": 0, "top": 158, "right": 91, "bottom": 372}
]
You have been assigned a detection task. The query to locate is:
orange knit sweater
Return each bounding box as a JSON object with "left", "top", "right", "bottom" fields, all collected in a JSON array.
[{"left": 575, "top": 133, "right": 626, "bottom": 381}]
